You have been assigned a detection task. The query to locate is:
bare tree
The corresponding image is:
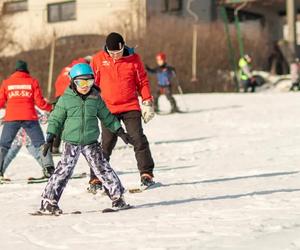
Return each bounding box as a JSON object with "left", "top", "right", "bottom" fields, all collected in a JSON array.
[
  {"left": 0, "top": 10, "right": 22, "bottom": 81},
  {"left": 0, "top": 11, "right": 16, "bottom": 56}
]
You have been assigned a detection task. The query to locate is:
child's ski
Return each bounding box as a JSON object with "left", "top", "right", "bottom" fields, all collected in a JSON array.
[
  {"left": 29, "top": 210, "right": 82, "bottom": 216},
  {"left": 27, "top": 172, "right": 87, "bottom": 184},
  {"left": 29, "top": 205, "right": 133, "bottom": 216}
]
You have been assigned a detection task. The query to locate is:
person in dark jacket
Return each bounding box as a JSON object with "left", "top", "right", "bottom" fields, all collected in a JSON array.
[
  {"left": 40, "top": 63, "right": 132, "bottom": 215},
  {"left": 146, "top": 52, "right": 179, "bottom": 113}
]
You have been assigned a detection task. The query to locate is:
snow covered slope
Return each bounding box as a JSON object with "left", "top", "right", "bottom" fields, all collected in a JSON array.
[{"left": 1, "top": 93, "right": 300, "bottom": 250}]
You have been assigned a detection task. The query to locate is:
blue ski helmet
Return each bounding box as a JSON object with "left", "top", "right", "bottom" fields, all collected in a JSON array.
[{"left": 69, "top": 63, "right": 94, "bottom": 79}]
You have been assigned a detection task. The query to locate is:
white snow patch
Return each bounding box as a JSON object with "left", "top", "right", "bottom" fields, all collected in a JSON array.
[{"left": 1, "top": 93, "right": 300, "bottom": 249}]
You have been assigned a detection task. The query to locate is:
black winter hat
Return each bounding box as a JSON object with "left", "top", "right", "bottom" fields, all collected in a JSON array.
[
  {"left": 106, "top": 32, "right": 125, "bottom": 50},
  {"left": 15, "top": 60, "right": 29, "bottom": 72}
]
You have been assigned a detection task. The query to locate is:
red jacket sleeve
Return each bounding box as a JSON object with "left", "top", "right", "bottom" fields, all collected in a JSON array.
[
  {"left": 90, "top": 57, "right": 101, "bottom": 87},
  {"left": 32, "top": 79, "right": 52, "bottom": 112},
  {"left": 54, "top": 69, "right": 69, "bottom": 98},
  {"left": 0, "top": 81, "right": 7, "bottom": 109},
  {"left": 134, "top": 55, "right": 152, "bottom": 102}
]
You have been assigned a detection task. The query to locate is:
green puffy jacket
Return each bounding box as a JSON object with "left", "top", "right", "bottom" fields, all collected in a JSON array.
[{"left": 47, "top": 87, "right": 121, "bottom": 145}]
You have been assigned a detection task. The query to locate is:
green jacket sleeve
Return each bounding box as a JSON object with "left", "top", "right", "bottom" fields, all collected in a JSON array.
[
  {"left": 47, "top": 96, "right": 67, "bottom": 136},
  {"left": 97, "top": 98, "right": 121, "bottom": 133}
]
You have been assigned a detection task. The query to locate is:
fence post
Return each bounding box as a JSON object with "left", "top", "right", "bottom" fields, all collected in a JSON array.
[{"left": 47, "top": 30, "right": 56, "bottom": 99}]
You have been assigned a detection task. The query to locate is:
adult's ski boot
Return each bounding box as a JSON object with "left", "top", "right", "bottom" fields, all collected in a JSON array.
[
  {"left": 87, "top": 178, "right": 103, "bottom": 194},
  {"left": 141, "top": 173, "right": 155, "bottom": 188}
]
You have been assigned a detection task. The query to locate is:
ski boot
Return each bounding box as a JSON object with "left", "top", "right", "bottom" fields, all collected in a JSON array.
[
  {"left": 87, "top": 178, "right": 103, "bottom": 194},
  {"left": 112, "top": 196, "right": 131, "bottom": 210},
  {"left": 43, "top": 166, "right": 55, "bottom": 178},
  {"left": 141, "top": 173, "right": 155, "bottom": 188},
  {"left": 51, "top": 147, "right": 61, "bottom": 156},
  {"left": 39, "top": 199, "right": 62, "bottom": 215}
]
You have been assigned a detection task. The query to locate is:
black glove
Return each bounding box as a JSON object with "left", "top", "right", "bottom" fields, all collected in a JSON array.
[
  {"left": 42, "top": 133, "right": 56, "bottom": 157},
  {"left": 116, "top": 128, "right": 132, "bottom": 145}
]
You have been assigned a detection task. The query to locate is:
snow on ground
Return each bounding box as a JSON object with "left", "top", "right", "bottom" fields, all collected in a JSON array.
[{"left": 1, "top": 92, "right": 300, "bottom": 250}]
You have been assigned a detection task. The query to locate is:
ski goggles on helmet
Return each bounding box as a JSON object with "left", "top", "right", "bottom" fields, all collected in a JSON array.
[
  {"left": 74, "top": 78, "right": 94, "bottom": 88},
  {"left": 107, "top": 46, "right": 124, "bottom": 56}
]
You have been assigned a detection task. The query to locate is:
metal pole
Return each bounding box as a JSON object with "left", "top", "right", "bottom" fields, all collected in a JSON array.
[
  {"left": 47, "top": 30, "right": 56, "bottom": 99},
  {"left": 287, "top": 0, "right": 297, "bottom": 57},
  {"left": 172, "top": 71, "right": 189, "bottom": 111},
  {"left": 187, "top": 0, "right": 199, "bottom": 82},
  {"left": 220, "top": 6, "right": 239, "bottom": 92},
  {"left": 191, "top": 24, "right": 198, "bottom": 82},
  {"left": 234, "top": 2, "right": 247, "bottom": 57}
]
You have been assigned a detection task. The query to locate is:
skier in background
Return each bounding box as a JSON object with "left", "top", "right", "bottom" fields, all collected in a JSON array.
[
  {"left": 238, "top": 54, "right": 256, "bottom": 93},
  {"left": 0, "top": 109, "right": 48, "bottom": 178},
  {"left": 52, "top": 56, "right": 91, "bottom": 154},
  {"left": 289, "top": 58, "right": 300, "bottom": 91},
  {"left": 40, "top": 63, "right": 131, "bottom": 214},
  {"left": 90, "top": 32, "right": 155, "bottom": 192},
  {"left": 146, "top": 52, "right": 180, "bottom": 113},
  {"left": 0, "top": 60, "right": 54, "bottom": 179}
]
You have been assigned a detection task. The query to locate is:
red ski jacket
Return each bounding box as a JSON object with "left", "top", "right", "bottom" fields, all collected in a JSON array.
[
  {"left": 54, "top": 58, "right": 87, "bottom": 98},
  {"left": 0, "top": 71, "right": 52, "bottom": 121},
  {"left": 90, "top": 49, "right": 152, "bottom": 114}
]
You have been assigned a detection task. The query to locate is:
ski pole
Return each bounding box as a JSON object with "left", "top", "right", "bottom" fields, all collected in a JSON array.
[{"left": 173, "top": 72, "right": 189, "bottom": 112}]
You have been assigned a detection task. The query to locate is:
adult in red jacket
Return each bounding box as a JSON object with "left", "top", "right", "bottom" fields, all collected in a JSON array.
[
  {"left": 0, "top": 60, "right": 55, "bottom": 178},
  {"left": 90, "top": 32, "right": 155, "bottom": 189},
  {"left": 52, "top": 57, "right": 90, "bottom": 154}
]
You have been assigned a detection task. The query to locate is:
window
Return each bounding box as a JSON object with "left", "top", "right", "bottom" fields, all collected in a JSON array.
[
  {"left": 47, "top": 1, "right": 76, "bottom": 23},
  {"left": 162, "top": 0, "right": 183, "bottom": 13},
  {"left": 2, "top": 0, "right": 28, "bottom": 14}
]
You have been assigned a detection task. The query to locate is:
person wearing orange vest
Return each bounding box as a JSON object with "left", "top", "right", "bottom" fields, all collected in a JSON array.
[
  {"left": 90, "top": 32, "right": 155, "bottom": 191},
  {"left": 0, "top": 60, "right": 54, "bottom": 179}
]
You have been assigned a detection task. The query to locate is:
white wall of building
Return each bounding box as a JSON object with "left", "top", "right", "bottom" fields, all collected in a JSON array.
[
  {"left": 283, "top": 21, "right": 300, "bottom": 45},
  {"left": 0, "top": 0, "right": 146, "bottom": 55}
]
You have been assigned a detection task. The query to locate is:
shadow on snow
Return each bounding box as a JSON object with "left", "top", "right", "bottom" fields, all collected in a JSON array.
[
  {"left": 114, "top": 136, "right": 213, "bottom": 150},
  {"left": 160, "top": 170, "right": 300, "bottom": 188},
  {"left": 137, "top": 188, "right": 300, "bottom": 209}
]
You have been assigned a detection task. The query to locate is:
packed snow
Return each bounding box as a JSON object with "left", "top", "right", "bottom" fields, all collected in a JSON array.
[{"left": 1, "top": 92, "right": 300, "bottom": 250}]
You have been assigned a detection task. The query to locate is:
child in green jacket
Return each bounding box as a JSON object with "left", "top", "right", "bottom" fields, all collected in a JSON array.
[{"left": 39, "top": 63, "right": 131, "bottom": 215}]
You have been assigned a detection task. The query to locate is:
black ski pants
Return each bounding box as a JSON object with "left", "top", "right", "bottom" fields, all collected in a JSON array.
[{"left": 90, "top": 111, "right": 154, "bottom": 180}]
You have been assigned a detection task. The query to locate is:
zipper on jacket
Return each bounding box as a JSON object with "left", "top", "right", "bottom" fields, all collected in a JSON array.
[{"left": 81, "top": 100, "right": 85, "bottom": 144}]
